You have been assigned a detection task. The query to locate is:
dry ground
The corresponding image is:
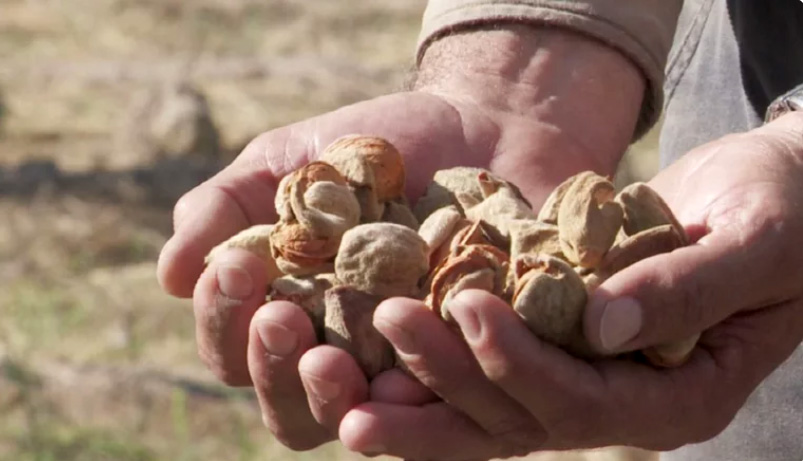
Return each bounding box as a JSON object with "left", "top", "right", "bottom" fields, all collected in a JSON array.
[{"left": 0, "top": 1, "right": 658, "bottom": 460}]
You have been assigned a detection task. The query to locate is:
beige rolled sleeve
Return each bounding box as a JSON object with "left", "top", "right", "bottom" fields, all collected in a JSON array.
[{"left": 418, "top": 0, "right": 683, "bottom": 137}]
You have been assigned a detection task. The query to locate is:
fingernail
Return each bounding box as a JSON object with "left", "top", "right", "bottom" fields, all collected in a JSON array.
[
  {"left": 216, "top": 265, "right": 253, "bottom": 299},
  {"left": 375, "top": 320, "right": 417, "bottom": 355},
  {"left": 302, "top": 374, "right": 341, "bottom": 403},
  {"left": 257, "top": 321, "right": 298, "bottom": 357},
  {"left": 449, "top": 293, "right": 481, "bottom": 341},
  {"left": 599, "top": 297, "right": 643, "bottom": 351}
]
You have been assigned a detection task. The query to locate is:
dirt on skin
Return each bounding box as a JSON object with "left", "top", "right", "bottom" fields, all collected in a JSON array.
[{"left": 0, "top": 1, "right": 658, "bottom": 460}]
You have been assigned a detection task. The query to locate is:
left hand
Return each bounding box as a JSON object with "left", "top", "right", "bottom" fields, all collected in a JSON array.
[{"left": 336, "top": 112, "right": 803, "bottom": 460}]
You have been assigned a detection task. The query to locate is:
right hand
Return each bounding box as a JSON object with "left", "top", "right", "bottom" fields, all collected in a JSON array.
[{"left": 157, "top": 24, "right": 645, "bottom": 452}]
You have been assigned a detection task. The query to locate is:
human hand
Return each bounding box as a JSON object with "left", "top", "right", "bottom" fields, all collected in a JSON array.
[
  {"left": 337, "top": 112, "right": 803, "bottom": 459},
  {"left": 156, "top": 24, "right": 644, "bottom": 451}
]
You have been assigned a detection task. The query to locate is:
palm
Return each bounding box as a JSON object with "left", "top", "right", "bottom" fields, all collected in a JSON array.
[
  {"left": 227, "top": 91, "right": 594, "bottom": 218},
  {"left": 639, "top": 129, "right": 803, "bottom": 422}
]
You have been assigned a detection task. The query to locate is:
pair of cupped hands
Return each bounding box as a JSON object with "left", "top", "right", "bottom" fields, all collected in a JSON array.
[{"left": 157, "top": 88, "right": 803, "bottom": 460}]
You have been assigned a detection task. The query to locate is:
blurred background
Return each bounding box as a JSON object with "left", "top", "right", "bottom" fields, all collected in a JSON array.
[{"left": 0, "top": 1, "right": 658, "bottom": 460}]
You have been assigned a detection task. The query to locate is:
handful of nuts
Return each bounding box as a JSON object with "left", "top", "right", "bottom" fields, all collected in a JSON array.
[{"left": 208, "top": 135, "right": 697, "bottom": 378}]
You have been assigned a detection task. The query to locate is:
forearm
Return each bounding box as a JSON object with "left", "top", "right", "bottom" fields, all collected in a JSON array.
[{"left": 413, "top": 25, "right": 645, "bottom": 189}]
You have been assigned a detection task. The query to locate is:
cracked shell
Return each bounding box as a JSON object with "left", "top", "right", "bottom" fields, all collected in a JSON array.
[
  {"left": 418, "top": 205, "right": 464, "bottom": 254},
  {"left": 512, "top": 254, "right": 594, "bottom": 357},
  {"left": 320, "top": 135, "right": 406, "bottom": 202},
  {"left": 615, "top": 182, "right": 689, "bottom": 244},
  {"left": 508, "top": 220, "right": 564, "bottom": 261},
  {"left": 557, "top": 172, "right": 623, "bottom": 268},
  {"left": 270, "top": 162, "right": 360, "bottom": 275},
  {"left": 413, "top": 167, "right": 490, "bottom": 221},
  {"left": 465, "top": 172, "right": 536, "bottom": 245},
  {"left": 581, "top": 224, "right": 697, "bottom": 367},
  {"left": 427, "top": 244, "right": 509, "bottom": 322}
]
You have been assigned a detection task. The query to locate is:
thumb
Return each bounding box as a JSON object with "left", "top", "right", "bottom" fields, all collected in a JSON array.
[{"left": 584, "top": 228, "right": 778, "bottom": 355}]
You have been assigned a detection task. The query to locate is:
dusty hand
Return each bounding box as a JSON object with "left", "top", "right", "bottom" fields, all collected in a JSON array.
[
  {"left": 154, "top": 91, "right": 514, "bottom": 449},
  {"left": 339, "top": 112, "right": 803, "bottom": 459},
  {"left": 156, "top": 25, "right": 642, "bottom": 452}
]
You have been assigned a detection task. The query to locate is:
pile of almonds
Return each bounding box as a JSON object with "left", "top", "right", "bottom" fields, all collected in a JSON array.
[{"left": 207, "top": 135, "right": 698, "bottom": 378}]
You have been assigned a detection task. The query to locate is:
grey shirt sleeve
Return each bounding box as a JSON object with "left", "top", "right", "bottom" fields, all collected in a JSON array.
[{"left": 418, "top": 0, "right": 683, "bottom": 138}]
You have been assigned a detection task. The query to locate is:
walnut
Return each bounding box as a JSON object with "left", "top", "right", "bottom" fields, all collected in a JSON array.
[
  {"left": 556, "top": 172, "right": 624, "bottom": 268},
  {"left": 464, "top": 171, "right": 536, "bottom": 244},
  {"left": 270, "top": 162, "right": 360, "bottom": 276},
  {"left": 509, "top": 220, "right": 564, "bottom": 261},
  {"left": 381, "top": 197, "right": 419, "bottom": 230},
  {"left": 615, "top": 182, "right": 689, "bottom": 245},
  {"left": 335, "top": 223, "right": 429, "bottom": 299},
  {"left": 536, "top": 177, "right": 574, "bottom": 224},
  {"left": 413, "top": 166, "right": 489, "bottom": 221},
  {"left": 611, "top": 185, "right": 695, "bottom": 367},
  {"left": 512, "top": 254, "right": 594, "bottom": 357},
  {"left": 418, "top": 205, "right": 465, "bottom": 256},
  {"left": 427, "top": 244, "right": 509, "bottom": 323},
  {"left": 324, "top": 285, "right": 395, "bottom": 378},
  {"left": 208, "top": 133, "right": 703, "bottom": 373},
  {"left": 320, "top": 135, "right": 406, "bottom": 222},
  {"left": 269, "top": 273, "right": 338, "bottom": 341},
  {"left": 420, "top": 214, "right": 496, "bottom": 285}
]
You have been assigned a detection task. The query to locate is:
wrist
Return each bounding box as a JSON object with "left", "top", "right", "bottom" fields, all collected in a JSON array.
[{"left": 414, "top": 24, "right": 646, "bottom": 178}]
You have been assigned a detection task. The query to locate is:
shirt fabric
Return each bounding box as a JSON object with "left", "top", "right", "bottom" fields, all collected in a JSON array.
[
  {"left": 419, "top": 1, "right": 803, "bottom": 459},
  {"left": 417, "top": 0, "right": 683, "bottom": 139}
]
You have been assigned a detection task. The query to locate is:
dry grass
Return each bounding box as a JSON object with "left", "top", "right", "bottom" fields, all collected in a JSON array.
[{"left": 0, "top": 1, "right": 658, "bottom": 460}]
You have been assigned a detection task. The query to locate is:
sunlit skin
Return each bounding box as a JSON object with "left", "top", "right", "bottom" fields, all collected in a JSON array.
[{"left": 157, "top": 24, "right": 803, "bottom": 459}]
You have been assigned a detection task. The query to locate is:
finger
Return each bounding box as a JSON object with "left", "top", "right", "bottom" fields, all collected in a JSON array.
[
  {"left": 157, "top": 131, "right": 289, "bottom": 298},
  {"left": 447, "top": 290, "right": 606, "bottom": 447},
  {"left": 248, "top": 300, "right": 331, "bottom": 450},
  {"left": 369, "top": 368, "right": 439, "bottom": 405},
  {"left": 298, "top": 345, "right": 369, "bottom": 433},
  {"left": 446, "top": 289, "right": 801, "bottom": 450},
  {"left": 584, "top": 223, "right": 797, "bottom": 354},
  {"left": 339, "top": 402, "right": 508, "bottom": 460},
  {"left": 192, "top": 248, "right": 268, "bottom": 385},
  {"left": 591, "top": 300, "right": 803, "bottom": 450},
  {"left": 373, "top": 298, "right": 545, "bottom": 453}
]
